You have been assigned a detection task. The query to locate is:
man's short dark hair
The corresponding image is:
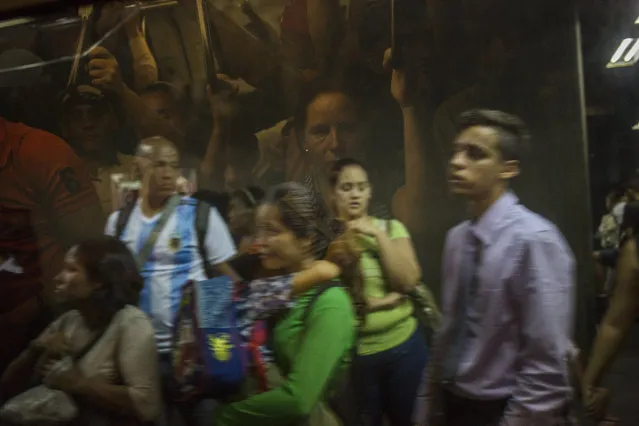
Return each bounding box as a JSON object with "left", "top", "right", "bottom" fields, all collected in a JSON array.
[{"left": 457, "top": 109, "right": 531, "bottom": 162}]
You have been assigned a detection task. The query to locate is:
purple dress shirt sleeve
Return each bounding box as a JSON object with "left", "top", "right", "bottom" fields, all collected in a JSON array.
[{"left": 503, "top": 230, "right": 574, "bottom": 422}]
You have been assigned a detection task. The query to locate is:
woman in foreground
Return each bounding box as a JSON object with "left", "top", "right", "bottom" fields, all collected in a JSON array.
[
  {"left": 1, "top": 236, "right": 160, "bottom": 425},
  {"left": 214, "top": 182, "right": 362, "bottom": 425}
]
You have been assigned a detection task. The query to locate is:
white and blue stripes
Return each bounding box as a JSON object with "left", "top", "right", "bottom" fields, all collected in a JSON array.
[{"left": 106, "top": 197, "right": 237, "bottom": 353}]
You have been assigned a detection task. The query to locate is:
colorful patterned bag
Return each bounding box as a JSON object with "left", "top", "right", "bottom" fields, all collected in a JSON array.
[{"left": 171, "top": 277, "right": 248, "bottom": 401}]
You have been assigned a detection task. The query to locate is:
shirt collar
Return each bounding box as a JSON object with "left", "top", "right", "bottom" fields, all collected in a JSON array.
[{"left": 469, "top": 191, "right": 519, "bottom": 245}]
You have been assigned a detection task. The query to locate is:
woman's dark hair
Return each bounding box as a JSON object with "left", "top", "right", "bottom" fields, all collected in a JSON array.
[
  {"left": 263, "top": 182, "right": 321, "bottom": 244},
  {"left": 329, "top": 158, "right": 368, "bottom": 188},
  {"left": 231, "top": 186, "right": 265, "bottom": 208},
  {"left": 75, "top": 236, "right": 143, "bottom": 324},
  {"left": 263, "top": 182, "right": 367, "bottom": 321}
]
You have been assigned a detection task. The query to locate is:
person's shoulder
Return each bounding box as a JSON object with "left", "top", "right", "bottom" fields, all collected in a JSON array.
[
  {"left": 513, "top": 206, "right": 564, "bottom": 239},
  {"left": 446, "top": 221, "right": 471, "bottom": 242},
  {"left": 512, "top": 206, "right": 572, "bottom": 255},
  {"left": 179, "top": 196, "right": 199, "bottom": 207},
  {"left": 117, "top": 306, "right": 154, "bottom": 330},
  {"left": 13, "top": 123, "right": 71, "bottom": 157},
  {"left": 314, "top": 284, "right": 352, "bottom": 309},
  {"left": 180, "top": 196, "right": 223, "bottom": 215},
  {"left": 56, "top": 309, "right": 82, "bottom": 329}
]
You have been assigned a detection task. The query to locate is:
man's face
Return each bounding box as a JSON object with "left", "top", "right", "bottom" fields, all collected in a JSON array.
[
  {"left": 146, "top": 145, "right": 180, "bottom": 199},
  {"left": 141, "top": 90, "right": 187, "bottom": 132},
  {"left": 304, "top": 92, "right": 363, "bottom": 164},
  {"left": 448, "top": 125, "right": 517, "bottom": 198},
  {"left": 64, "top": 102, "right": 118, "bottom": 156}
]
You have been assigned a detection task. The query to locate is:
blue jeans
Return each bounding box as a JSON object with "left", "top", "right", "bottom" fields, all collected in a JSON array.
[
  {"left": 157, "top": 354, "right": 217, "bottom": 426},
  {"left": 354, "top": 328, "right": 429, "bottom": 426}
]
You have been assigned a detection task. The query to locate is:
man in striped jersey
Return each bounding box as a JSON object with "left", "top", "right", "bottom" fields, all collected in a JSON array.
[{"left": 105, "top": 136, "right": 237, "bottom": 426}]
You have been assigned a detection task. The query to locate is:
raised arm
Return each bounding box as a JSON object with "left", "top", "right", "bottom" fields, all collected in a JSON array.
[
  {"left": 199, "top": 80, "right": 239, "bottom": 192},
  {"left": 125, "top": 14, "right": 158, "bottom": 90},
  {"left": 384, "top": 49, "right": 436, "bottom": 234},
  {"left": 88, "top": 47, "right": 184, "bottom": 147}
]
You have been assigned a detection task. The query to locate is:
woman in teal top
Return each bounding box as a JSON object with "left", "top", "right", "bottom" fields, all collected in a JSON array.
[
  {"left": 329, "top": 158, "right": 429, "bottom": 426},
  {"left": 214, "top": 182, "right": 362, "bottom": 426}
]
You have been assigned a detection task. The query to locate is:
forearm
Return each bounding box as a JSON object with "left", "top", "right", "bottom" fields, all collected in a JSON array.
[
  {"left": 376, "top": 232, "right": 419, "bottom": 292},
  {"left": 402, "top": 105, "right": 429, "bottom": 200},
  {"left": 393, "top": 104, "right": 437, "bottom": 233},
  {"left": 291, "top": 261, "right": 340, "bottom": 295},
  {"left": 367, "top": 293, "right": 404, "bottom": 312},
  {"left": 307, "top": 0, "right": 340, "bottom": 75},
  {"left": 128, "top": 32, "right": 158, "bottom": 90},
  {"left": 583, "top": 325, "right": 626, "bottom": 388},
  {"left": 199, "top": 127, "right": 226, "bottom": 191}
]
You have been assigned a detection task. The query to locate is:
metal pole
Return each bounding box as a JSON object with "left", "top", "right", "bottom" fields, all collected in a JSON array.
[{"left": 0, "top": 0, "right": 178, "bottom": 30}]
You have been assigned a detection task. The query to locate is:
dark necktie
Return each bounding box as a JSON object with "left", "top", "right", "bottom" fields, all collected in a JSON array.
[{"left": 441, "top": 230, "right": 482, "bottom": 381}]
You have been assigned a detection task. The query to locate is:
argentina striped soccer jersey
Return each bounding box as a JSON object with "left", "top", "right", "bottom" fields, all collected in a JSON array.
[{"left": 106, "top": 197, "right": 237, "bottom": 352}]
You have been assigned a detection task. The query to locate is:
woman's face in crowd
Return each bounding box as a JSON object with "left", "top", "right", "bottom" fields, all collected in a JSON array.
[
  {"left": 334, "top": 165, "right": 372, "bottom": 220},
  {"left": 54, "top": 247, "right": 95, "bottom": 306},
  {"left": 255, "top": 204, "right": 311, "bottom": 271},
  {"left": 304, "top": 92, "right": 363, "bottom": 164},
  {"left": 228, "top": 196, "right": 253, "bottom": 235}
]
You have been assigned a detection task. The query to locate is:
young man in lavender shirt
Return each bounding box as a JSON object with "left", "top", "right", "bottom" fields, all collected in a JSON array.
[{"left": 414, "top": 110, "right": 576, "bottom": 426}]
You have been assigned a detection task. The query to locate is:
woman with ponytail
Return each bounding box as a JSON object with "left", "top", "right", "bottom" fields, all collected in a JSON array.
[{"left": 214, "top": 182, "right": 363, "bottom": 426}]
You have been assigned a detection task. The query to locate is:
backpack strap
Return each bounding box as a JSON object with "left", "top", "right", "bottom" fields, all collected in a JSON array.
[
  {"left": 195, "top": 200, "right": 214, "bottom": 278},
  {"left": 115, "top": 201, "right": 136, "bottom": 239}
]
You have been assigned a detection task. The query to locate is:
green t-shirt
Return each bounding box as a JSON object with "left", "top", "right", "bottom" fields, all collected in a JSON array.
[
  {"left": 214, "top": 286, "right": 356, "bottom": 426},
  {"left": 357, "top": 218, "right": 417, "bottom": 356}
]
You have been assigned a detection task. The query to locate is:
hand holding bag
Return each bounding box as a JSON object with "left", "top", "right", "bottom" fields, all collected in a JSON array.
[{"left": 0, "top": 317, "right": 110, "bottom": 425}]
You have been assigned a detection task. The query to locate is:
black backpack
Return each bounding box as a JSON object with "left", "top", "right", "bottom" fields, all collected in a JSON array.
[{"left": 114, "top": 199, "right": 215, "bottom": 278}]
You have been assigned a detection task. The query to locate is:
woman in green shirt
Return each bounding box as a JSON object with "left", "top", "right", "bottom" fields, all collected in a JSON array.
[
  {"left": 214, "top": 182, "right": 363, "bottom": 426},
  {"left": 330, "top": 158, "right": 429, "bottom": 426}
]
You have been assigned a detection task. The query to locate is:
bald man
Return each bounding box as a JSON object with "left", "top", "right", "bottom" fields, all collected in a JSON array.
[{"left": 105, "top": 136, "right": 237, "bottom": 426}]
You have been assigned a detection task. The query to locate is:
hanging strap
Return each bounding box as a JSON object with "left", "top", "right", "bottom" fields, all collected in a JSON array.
[{"left": 135, "top": 194, "right": 181, "bottom": 270}]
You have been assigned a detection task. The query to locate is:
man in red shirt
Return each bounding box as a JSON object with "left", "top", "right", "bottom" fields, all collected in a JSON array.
[{"left": 0, "top": 116, "right": 103, "bottom": 382}]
